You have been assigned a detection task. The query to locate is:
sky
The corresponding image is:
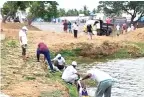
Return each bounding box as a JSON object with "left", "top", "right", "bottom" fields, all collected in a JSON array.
[
  {"left": 0, "top": 0, "right": 99, "bottom": 11},
  {"left": 57, "top": 0, "right": 99, "bottom": 11}
]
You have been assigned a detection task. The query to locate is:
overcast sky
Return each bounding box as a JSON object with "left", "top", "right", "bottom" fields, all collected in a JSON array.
[
  {"left": 57, "top": 0, "right": 99, "bottom": 11},
  {"left": 0, "top": 0, "right": 99, "bottom": 10}
]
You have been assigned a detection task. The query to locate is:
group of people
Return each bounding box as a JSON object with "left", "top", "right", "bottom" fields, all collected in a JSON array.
[
  {"left": 19, "top": 26, "right": 114, "bottom": 97},
  {"left": 63, "top": 20, "right": 79, "bottom": 38},
  {"left": 63, "top": 19, "right": 95, "bottom": 40},
  {"left": 116, "top": 23, "right": 135, "bottom": 36}
]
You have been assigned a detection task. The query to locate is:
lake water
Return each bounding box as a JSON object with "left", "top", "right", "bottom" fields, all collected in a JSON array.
[{"left": 82, "top": 58, "right": 144, "bottom": 97}]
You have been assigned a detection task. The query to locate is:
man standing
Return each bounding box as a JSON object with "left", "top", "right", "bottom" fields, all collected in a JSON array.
[
  {"left": 116, "top": 24, "right": 120, "bottom": 36},
  {"left": 99, "top": 19, "right": 103, "bottom": 35},
  {"left": 19, "top": 26, "right": 28, "bottom": 60},
  {"left": 68, "top": 21, "right": 72, "bottom": 33},
  {"left": 52, "top": 54, "right": 66, "bottom": 71},
  {"left": 63, "top": 20, "right": 68, "bottom": 32},
  {"left": 37, "top": 42, "right": 54, "bottom": 72},
  {"left": 62, "top": 61, "right": 80, "bottom": 84},
  {"left": 80, "top": 68, "right": 113, "bottom": 97},
  {"left": 72, "top": 22, "right": 78, "bottom": 38},
  {"left": 122, "top": 23, "right": 127, "bottom": 34},
  {"left": 87, "top": 24, "right": 93, "bottom": 40}
]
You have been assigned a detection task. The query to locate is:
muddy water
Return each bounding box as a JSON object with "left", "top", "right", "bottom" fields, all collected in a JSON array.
[{"left": 80, "top": 58, "right": 144, "bottom": 97}]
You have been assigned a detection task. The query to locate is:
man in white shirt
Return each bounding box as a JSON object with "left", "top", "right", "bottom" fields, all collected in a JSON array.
[
  {"left": 52, "top": 54, "right": 66, "bottom": 70},
  {"left": 72, "top": 22, "right": 78, "bottom": 38},
  {"left": 19, "top": 26, "right": 28, "bottom": 60},
  {"left": 116, "top": 24, "right": 120, "bottom": 36},
  {"left": 80, "top": 69, "right": 113, "bottom": 97},
  {"left": 62, "top": 61, "right": 80, "bottom": 84},
  {"left": 131, "top": 24, "right": 135, "bottom": 31}
]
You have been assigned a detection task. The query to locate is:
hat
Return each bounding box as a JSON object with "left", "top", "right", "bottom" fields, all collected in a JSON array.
[
  {"left": 22, "top": 26, "right": 28, "bottom": 31},
  {"left": 57, "top": 54, "right": 61, "bottom": 58},
  {"left": 72, "top": 61, "right": 77, "bottom": 66}
]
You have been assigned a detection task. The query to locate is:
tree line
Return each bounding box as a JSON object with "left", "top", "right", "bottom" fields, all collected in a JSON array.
[{"left": 1, "top": 1, "right": 144, "bottom": 24}]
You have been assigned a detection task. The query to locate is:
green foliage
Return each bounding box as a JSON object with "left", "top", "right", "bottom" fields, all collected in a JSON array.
[
  {"left": 66, "top": 9, "right": 79, "bottom": 16},
  {"left": 58, "top": 5, "right": 92, "bottom": 16},
  {"left": 109, "top": 48, "right": 130, "bottom": 59},
  {"left": 66, "top": 84, "right": 78, "bottom": 97},
  {"left": 2, "top": 1, "right": 28, "bottom": 15},
  {"left": 25, "top": 76, "right": 36, "bottom": 80},
  {"left": 40, "top": 90, "right": 63, "bottom": 97},
  {"left": 56, "top": 48, "right": 82, "bottom": 57},
  {"left": 98, "top": 1, "right": 144, "bottom": 23},
  {"left": 2, "top": 1, "right": 59, "bottom": 22},
  {"left": 92, "top": 8, "right": 97, "bottom": 14},
  {"left": 58, "top": 50, "right": 76, "bottom": 57},
  {"left": 83, "top": 5, "right": 90, "bottom": 16},
  {"left": 2, "top": 1, "right": 30, "bottom": 22},
  {"left": 28, "top": 1, "right": 59, "bottom": 21},
  {"left": 45, "top": 72, "right": 78, "bottom": 97},
  {"left": 133, "top": 42, "right": 144, "bottom": 53},
  {"left": 6, "top": 40, "right": 18, "bottom": 48},
  {"left": 58, "top": 8, "right": 66, "bottom": 17}
]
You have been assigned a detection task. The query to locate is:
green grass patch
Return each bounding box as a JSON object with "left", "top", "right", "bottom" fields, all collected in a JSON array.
[
  {"left": 107, "top": 48, "right": 131, "bottom": 59},
  {"left": 25, "top": 76, "right": 36, "bottom": 80},
  {"left": 45, "top": 72, "right": 78, "bottom": 97},
  {"left": 6, "top": 39, "right": 18, "bottom": 48},
  {"left": 40, "top": 90, "right": 63, "bottom": 97},
  {"left": 133, "top": 42, "right": 144, "bottom": 54},
  {"left": 66, "top": 84, "right": 78, "bottom": 97}
]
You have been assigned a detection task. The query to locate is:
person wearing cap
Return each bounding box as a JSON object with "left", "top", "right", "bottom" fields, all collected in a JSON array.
[
  {"left": 19, "top": 26, "right": 28, "bottom": 60},
  {"left": 80, "top": 68, "right": 113, "bottom": 97},
  {"left": 130, "top": 24, "right": 135, "bottom": 31},
  {"left": 37, "top": 42, "right": 54, "bottom": 72},
  {"left": 52, "top": 54, "right": 66, "bottom": 71},
  {"left": 62, "top": 61, "right": 80, "bottom": 84}
]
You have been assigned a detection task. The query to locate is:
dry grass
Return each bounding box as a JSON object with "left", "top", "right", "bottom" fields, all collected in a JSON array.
[
  {"left": 1, "top": 23, "right": 144, "bottom": 97},
  {"left": 2, "top": 22, "right": 40, "bottom": 31}
]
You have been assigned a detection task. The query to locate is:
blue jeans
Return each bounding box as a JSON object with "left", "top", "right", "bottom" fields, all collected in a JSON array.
[
  {"left": 37, "top": 49, "right": 53, "bottom": 70},
  {"left": 95, "top": 79, "right": 113, "bottom": 97}
]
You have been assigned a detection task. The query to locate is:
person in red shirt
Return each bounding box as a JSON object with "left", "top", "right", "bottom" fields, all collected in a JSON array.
[
  {"left": 63, "top": 20, "right": 68, "bottom": 32},
  {"left": 37, "top": 42, "right": 54, "bottom": 72}
]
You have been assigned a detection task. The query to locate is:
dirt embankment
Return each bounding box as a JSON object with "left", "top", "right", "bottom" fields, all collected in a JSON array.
[
  {"left": 2, "top": 24, "right": 144, "bottom": 57},
  {"left": 119, "top": 28, "right": 144, "bottom": 42},
  {"left": 1, "top": 23, "right": 144, "bottom": 97}
]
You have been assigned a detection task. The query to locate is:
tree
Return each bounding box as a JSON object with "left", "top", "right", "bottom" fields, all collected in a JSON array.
[
  {"left": 2, "top": 1, "right": 59, "bottom": 24},
  {"left": 83, "top": 5, "right": 90, "bottom": 16},
  {"left": 79, "top": 10, "right": 83, "bottom": 14},
  {"left": 92, "top": 8, "right": 97, "bottom": 14},
  {"left": 66, "top": 9, "right": 79, "bottom": 16},
  {"left": 58, "top": 8, "right": 66, "bottom": 16},
  {"left": 58, "top": 8, "right": 79, "bottom": 16},
  {"left": 2, "top": 1, "right": 29, "bottom": 23},
  {"left": 28, "top": 1, "right": 59, "bottom": 24},
  {"left": 98, "top": 1, "right": 144, "bottom": 24}
]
